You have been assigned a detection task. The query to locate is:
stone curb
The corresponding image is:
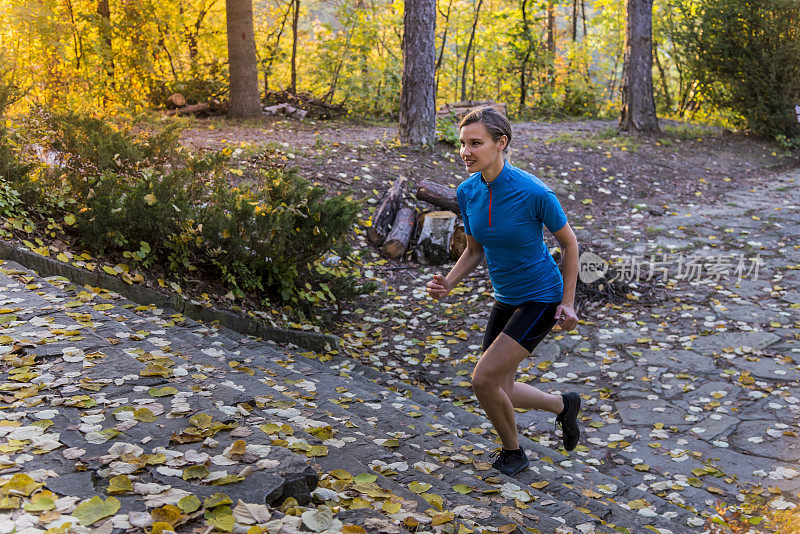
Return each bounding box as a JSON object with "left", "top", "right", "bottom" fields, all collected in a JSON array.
[{"left": 0, "top": 239, "right": 340, "bottom": 352}]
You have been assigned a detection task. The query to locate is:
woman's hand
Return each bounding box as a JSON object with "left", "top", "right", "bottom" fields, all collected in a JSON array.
[
  {"left": 553, "top": 303, "right": 578, "bottom": 332},
  {"left": 426, "top": 274, "right": 452, "bottom": 299}
]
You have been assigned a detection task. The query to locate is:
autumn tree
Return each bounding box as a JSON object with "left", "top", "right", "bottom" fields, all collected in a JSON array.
[
  {"left": 399, "top": 0, "right": 435, "bottom": 145},
  {"left": 226, "top": 0, "right": 261, "bottom": 118},
  {"left": 618, "top": 0, "right": 659, "bottom": 132}
]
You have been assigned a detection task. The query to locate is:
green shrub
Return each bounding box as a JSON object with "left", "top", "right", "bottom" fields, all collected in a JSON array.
[
  {"left": 561, "top": 83, "right": 600, "bottom": 117},
  {"left": 674, "top": 0, "right": 800, "bottom": 137},
  {"left": 25, "top": 109, "right": 182, "bottom": 178},
  {"left": 13, "top": 109, "right": 362, "bottom": 316},
  {"left": 199, "top": 168, "right": 360, "bottom": 300},
  {"left": 436, "top": 116, "right": 461, "bottom": 148}
]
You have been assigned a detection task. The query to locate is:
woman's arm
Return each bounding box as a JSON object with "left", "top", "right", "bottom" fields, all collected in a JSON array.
[
  {"left": 552, "top": 222, "right": 579, "bottom": 330},
  {"left": 427, "top": 235, "right": 484, "bottom": 298}
]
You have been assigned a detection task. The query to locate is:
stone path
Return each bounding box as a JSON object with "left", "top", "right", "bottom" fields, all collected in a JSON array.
[{"left": 0, "top": 170, "right": 798, "bottom": 533}]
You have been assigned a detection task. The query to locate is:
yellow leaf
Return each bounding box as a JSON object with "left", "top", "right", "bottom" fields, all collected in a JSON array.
[
  {"left": 530, "top": 480, "right": 549, "bottom": 489},
  {"left": 102, "top": 266, "right": 117, "bottom": 276},
  {"left": 420, "top": 493, "right": 443, "bottom": 511},
  {"left": 409, "top": 481, "right": 432, "bottom": 494},
  {"left": 64, "top": 214, "right": 76, "bottom": 226},
  {"left": 72, "top": 496, "right": 121, "bottom": 526},
  {"left": 329, "top": 469, "right": 353, "bottom": 481},
  {"left": 151, "top": 504, "right": 183, "bottom": 525},
  {"left": 342, "top": 526, "right": 367, "bottom": 534},
  {"left": 431, "top": 511, "right": 454, "bottom": 526},
  {"left": 177, "top": 495, "right": 200, "bottom": 514},
  {"left": 144, "top": 194, "right": 157, "bottom": 205},
  {"left": 25, "top": 493, "right": 55, "bottom": 512},
  {"left": 308, "top": 445, "right": 328, "bottom": 457},
  {"left": 382, "top": 501, "right": 401, "bottom": 514},
  {"left": 150, "top": 522, "right": 175, "bottom": 534},
  {"left": 3, "top": 473, "right": 43, "bottom": 496},
  {"left": 452, "top": 484, "right": 473, "bottom": 494},
  {"left": 93, "top": 303, "right": 114, "bottom": 311},
  {"left": 203, "top": 493, "right": 232, "bottom": 508},
  {"left": 107, "top": 475, "right": 132, "bottom": 495}
]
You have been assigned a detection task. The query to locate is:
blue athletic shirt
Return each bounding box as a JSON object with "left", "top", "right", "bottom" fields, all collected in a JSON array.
[{"left": 456, "top": 161, "right": 568, "bottom": 305}]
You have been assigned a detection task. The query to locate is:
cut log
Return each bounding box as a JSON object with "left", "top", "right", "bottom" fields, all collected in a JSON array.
[
  {"left": 417, "top": 180, "right": 459, "bottom": 213},
  {"left": 164, "top": 103, "right": 210, "bottom": 116},
  {"left": 263, "top": 103, "right": 308, "bottom": 120},
  {"left": 416, "top": 211, "right": 456, "bottom": 265},
  {"left": 450, "top": 223, "right": 467, "bottom": 260},
  {"left": 367, "top": 177, "right": 406, "bottom": 246},
  {"left": 381, "top": 207, "right": 415, "bottom": 259},
  {"left": 166, "top": 93, "right": 187, "bottom": 109}
]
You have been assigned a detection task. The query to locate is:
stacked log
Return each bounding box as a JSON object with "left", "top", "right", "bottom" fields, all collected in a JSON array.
[
  {"left": 367, "top": 177, "right": 406, "bottom": 246},
  {"left": 166, "top": 93, "right": 187, "bottom": 109},
  {"left": 417, "top": 180, "right": 459, "bottom": 214},
  {"left": 164, "top": 103, "right": 210, "bottom": 117},
  {"left": 416, "top": 211, "right": 457, "bottom": 265},
  {"left": 381, "top": 207, "right": 415, "bottom": 259},
  {"left": 450, "top": 224, "right": 467, "bottom": 259},
  {"left": 366, "top": 178, "right": 472, "bottom": 264}
]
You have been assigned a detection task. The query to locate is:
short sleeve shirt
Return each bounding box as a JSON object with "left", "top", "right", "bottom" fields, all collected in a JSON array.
[{"left": 456, "top": 162, "right": 567, "bottom": 305}]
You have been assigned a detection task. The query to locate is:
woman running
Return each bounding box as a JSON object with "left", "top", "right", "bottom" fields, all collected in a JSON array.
[{"left": 426, "top": 107, "right": 581, "bottom": 477}]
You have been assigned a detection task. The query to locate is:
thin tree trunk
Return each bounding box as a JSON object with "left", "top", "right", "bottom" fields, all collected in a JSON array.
[
  {"left": 226, "top": 0, "right": 261, "bottom": 118},
  {"left": 581, "top": 0, "right": 587, "bottom": 37},
  {"left": 290, "top": 0, "right": 300, "bottom": 94},
  {"left": 571, "top": 0, "right": 578, "bottom": 42},
  {"left": 399, "top": 0, "right": 436, "bottom": 145},
  {"left": 65, "top": 0, "right": 83, "bottom": 70},
  {"left": 618, "top": 0, "right": 659, "bottom": 132},
  {"left": 546, "top": 0, "right": 555, "bottom": 88},
  {"left": 460, "top": 0, "right": 483, "bottom": 102},
  {"left": 262, "top": 1, "right": 293, "bottom": 98},
  {"left": 435, "top": 0, "right": 453, "bottom": 73},
  {"left": 519, "top": 0, "right": 533, "bottom": 109},
  {"left": 653, "top": 41, "right": 672, "bottom": 111}
]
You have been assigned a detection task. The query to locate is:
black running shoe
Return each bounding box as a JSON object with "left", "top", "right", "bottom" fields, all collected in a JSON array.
[
  {"left": 556, "top": 392, "right": 581, "bottom": 451},
  {"left": 489, "top": 447, "right": 530, "bottom": 477}
]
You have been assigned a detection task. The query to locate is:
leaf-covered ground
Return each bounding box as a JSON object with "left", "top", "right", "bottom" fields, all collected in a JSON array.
[{"left": 1, "top": 118, "right": 799, "bottom": 533}]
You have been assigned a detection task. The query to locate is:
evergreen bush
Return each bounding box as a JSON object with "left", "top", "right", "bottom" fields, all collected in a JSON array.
[{"left": 7, "top": 110, "right": 362, "bottom": 316}]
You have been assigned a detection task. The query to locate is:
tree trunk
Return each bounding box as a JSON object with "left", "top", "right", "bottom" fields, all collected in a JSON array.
[
  {"left": 367, "top": 177, "right": 406, "bottom": 245},
  {"left": 226, "top": 0, "right": 261, "bottom": 118},
  {"left": 653, "top": 41, "right": 672, "bottom": 111},
  {"left": 381, "top": 207, "right": 416, "bottom": 259},
  {"left": 461, "top": 0, "right": 483, "bottom": 102},
  {"left": 546, "top": 0, "right": 556, "bottom": 88},
  {"left": 399, "top": 0, "right": 436, "bottom": 145},
  {"left": 618, "top": 0, "right": 659, "bottom": 132},
  {"left": 519, "top": 0, "right": 532, "bottom": 110},
  {"left": 290, "top": 0, "right": 301, "bottom": 94},
  {"left": 416, "top": 179, "right": 459, "bottom": 213}
]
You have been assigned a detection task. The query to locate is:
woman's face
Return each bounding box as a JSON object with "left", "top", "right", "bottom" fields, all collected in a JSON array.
[{"left": 459, "top": 122, "right": 506, "bottom": 173}]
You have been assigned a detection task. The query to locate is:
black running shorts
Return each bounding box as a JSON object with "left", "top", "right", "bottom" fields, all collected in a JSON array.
[{"left": 482, "top": 300, "right": 560, "bottom": 353}]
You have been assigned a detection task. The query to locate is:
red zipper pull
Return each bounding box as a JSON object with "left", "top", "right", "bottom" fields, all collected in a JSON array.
[{"left": 488, "top": 184, "right": 492, "bottom": 228}]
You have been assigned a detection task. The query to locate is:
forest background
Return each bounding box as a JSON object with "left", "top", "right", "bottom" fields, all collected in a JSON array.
[
  {"left": 1, "top": 0, "right": 798, "bottom": 138},
  {"left": 0, "top": 0, "right": 798, "bottom": 323}
]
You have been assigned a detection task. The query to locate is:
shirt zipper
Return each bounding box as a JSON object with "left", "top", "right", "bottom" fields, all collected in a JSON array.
[{"left": 487, "top": 182, "right": 492, "bottom": 228}]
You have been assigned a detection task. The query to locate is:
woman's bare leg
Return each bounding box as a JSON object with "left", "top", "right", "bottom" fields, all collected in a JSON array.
[{"left": 472, "top": 333, "right": 562, "bottom": 449}]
